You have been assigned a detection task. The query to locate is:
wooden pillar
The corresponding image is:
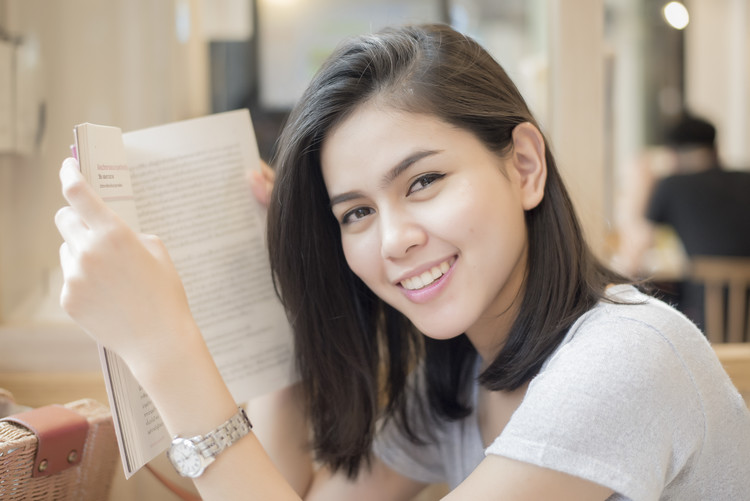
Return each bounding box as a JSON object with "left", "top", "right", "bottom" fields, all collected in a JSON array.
[{"left": 547, "top": 0, "right": 607, "bottom": 258}]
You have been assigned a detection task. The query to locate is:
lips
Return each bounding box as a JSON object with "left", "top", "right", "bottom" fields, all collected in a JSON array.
[{"left": 400, "top": 259, "right": 453, "bottom": 290}]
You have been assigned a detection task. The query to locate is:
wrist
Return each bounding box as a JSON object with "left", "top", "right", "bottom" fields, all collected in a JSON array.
[
  {"left": 122, "top": 316, "right": 203, "bottom": 384},
  {"left": 124, "top": 320, "right": 238, "bottom": 437},
  {"left": 168, "top": 406, "right": 253, "bottom": 478}
]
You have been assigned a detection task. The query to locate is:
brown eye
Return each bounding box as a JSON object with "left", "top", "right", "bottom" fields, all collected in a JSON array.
[
  {"left": 407, "top": 173, "right": 445, "bottom": 195},
  {"left": 342, "top": 206, "right": 374, "bottom": 224}
]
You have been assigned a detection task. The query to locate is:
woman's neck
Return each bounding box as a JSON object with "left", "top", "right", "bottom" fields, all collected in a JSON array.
[{"left": 465, "top": 250, "right": 527, "bottom": 368}]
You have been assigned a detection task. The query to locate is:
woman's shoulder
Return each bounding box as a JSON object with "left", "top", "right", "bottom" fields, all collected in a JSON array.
[
  {"left": 539, "top": 284, "right": 719, "bottom": 401},
  {"left": 500, "top": 284, "right": 750, "bottom": 499},
  {"left": 566, "top": 284, "right": 702, "bottom": 347},
  {"left": 540, "top": 283, "right": 739, "bottom": 425}
]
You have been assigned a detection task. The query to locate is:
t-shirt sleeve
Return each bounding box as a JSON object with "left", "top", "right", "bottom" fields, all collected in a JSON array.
[{"left": 485, "top": 313, "right": 704, "bottom": 501}]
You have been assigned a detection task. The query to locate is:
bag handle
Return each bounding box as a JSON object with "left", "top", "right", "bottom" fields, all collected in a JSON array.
[{"left": 1, "top": 404, "right": 89, "bottom": 477}]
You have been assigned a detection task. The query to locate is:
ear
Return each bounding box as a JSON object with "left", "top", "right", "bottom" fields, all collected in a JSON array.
[{"left": 510, "top": 122, "right": 547, "bottom": 211}]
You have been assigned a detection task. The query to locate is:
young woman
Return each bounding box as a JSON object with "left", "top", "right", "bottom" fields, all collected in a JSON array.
[{"left": 55, "top": 24, "right": 749, "bottom": 500}]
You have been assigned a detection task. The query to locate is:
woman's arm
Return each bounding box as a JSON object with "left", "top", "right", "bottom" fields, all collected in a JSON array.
[
  {"left": 247, "top": 383, "right": 315, "bottom": 495},
  {"left": 446, "top": 455, "right": 613, "bottom": 501},
  {"left": 306, "top": 460, "right": 429, "bottom": 501},
  {"left": 55, "top": 158, "right": 299, "bottom": 499},
  {"left": 248, "top": 383, "right": 434, "bottom": 500},
  {"left": 138, "top": 325, "right": 300, "bottom": 500}
]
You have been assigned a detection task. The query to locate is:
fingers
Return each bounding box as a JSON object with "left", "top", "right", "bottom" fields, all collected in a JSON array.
[
  {"left": 259, "top": 160, "right": 276, "bottom": 183},
  {"left": 59, "top": 242, "right": 74, "bottom": 277},
  {"left": 249, "top": 170, "right": 271, "bottom": 207},
  {"left": 59, "top": 157, "right": 114, "bottom": 230},
  {"left": 58, "top": 241, "right": 78, "bottom": 317},
  {"left": 139, "top": 233, "right": 170, "bottom": 261},
  {"left": 55, "top": 206, "right": 89, "bottom": 253},
  {"left": 248, "top": 161, "right": 275, "bottom": 208}
]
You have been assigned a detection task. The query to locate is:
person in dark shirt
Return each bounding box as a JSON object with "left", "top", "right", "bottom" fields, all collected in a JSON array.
[{"left": 646, "top": 113, "right": 750, "bottom": 329}]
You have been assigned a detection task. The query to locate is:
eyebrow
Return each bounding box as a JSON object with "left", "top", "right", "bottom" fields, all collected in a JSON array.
[{"left": 329, "top": 149, "right": 442, "bottom": 207}]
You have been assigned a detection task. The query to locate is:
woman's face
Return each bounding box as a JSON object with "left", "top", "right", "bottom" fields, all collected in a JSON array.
[{"left": 321, "top": 102, "right": 532, "bottom": 345}]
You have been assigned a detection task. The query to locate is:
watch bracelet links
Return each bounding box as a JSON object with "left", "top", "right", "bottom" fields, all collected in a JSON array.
[{"left": 195, "top": 407, "right": 253, "bottom": 458}]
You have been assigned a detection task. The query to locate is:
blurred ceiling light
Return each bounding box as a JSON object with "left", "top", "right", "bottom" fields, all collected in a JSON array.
[
  {"left": 663, "top": 1, "right": 690, "bottom": 30},
  {"left": 175, "top": 0, "right": 191, "bottom": 43}
]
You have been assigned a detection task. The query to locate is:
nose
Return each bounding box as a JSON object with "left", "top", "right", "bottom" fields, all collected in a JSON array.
[{"left": 379, "top": 208, "right": 427, "bottom": 260}]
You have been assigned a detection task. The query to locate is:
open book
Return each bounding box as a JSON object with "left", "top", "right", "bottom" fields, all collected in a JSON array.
[{"left": 73, "top": 109, "right": 296, "bottom": 478}]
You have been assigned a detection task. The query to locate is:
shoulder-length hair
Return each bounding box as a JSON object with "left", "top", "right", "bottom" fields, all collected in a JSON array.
[{"left": 267, "top": 23, "right": 626, "bottom": 478}]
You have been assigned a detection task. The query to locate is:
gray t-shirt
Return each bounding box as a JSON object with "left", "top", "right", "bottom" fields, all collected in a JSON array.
[{"left": 373, "top": 285, "right": 750, "bottom": 500}]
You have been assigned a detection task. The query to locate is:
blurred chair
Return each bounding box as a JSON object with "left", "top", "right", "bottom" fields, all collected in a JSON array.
[
  {"left": 690, "top": 256, "right": 750, "bottom": 343},
  {"left": 713, "top": 343, "right": 750, "bottom": 406}
]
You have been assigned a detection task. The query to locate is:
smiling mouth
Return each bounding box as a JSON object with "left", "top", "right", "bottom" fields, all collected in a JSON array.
[{"left": 400, "top": 259, "right": 453, "bottom": 290}]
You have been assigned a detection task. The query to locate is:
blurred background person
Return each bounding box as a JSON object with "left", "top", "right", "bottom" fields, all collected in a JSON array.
[
  {"left": 647, "top": 113, "right": 750, "bottom": 257},
  {"left": 617, "top": 112, "right": 750, "bottom": 330},
  {"left": 646, "top": 113, "right": 750, "bottom": 330}
]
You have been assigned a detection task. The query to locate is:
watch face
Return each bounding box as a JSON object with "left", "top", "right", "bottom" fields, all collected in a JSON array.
[{"left": 168, "top": 438, "right": 204, "bottom": 478}]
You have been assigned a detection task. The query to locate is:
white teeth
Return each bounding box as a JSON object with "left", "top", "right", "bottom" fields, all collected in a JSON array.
[
  {"left": 400, "top": 260, "right": 452, "bottom": 290},
  {"left": 420, "top": 270, "right": 434, "bottom": 284}
]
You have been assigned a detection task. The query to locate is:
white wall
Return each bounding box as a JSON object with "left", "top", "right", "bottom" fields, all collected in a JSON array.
[
  {"left": 685, "top": 0, "right": 750, "bottom": 169},
  {"left": 0, "top": 0, "right": 209, "bottom": 321}
]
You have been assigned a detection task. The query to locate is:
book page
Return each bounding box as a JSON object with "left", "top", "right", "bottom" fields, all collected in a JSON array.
[
  {"left": 100, "top": 348, "right": 169, "bottom": 475},
  {"left": 74, "top": 122, "right": 169, "bottom": 476},
  {"left": 74, "top": 110, "right": 295, "bottom": 478},
  {"left": 124, "top": 110, "right": 295, "bottom": 400}
]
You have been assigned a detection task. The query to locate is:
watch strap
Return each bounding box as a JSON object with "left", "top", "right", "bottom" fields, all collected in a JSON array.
[{"left": 194, "top": 407, "right": 252, "bottom": 459}]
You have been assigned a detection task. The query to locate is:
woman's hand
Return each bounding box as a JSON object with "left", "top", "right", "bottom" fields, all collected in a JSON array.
[
  {"left": 248, "top": 161, "right": 275, "bottom": 208},
  {"left": 55, "top": 158, "right": 303, "bottom": 501},
  {"left": 54, "top": 157, "right": 196, "bottom": 369}
]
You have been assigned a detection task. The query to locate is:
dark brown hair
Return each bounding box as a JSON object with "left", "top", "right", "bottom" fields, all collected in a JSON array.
[{"left": 267, "top": 23, "right": 627, "bottom": 478}]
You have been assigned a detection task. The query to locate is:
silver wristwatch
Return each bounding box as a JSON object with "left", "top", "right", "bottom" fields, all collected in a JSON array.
[{"left": 167, "top": 407, "right": 252, "bottom": 478}]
